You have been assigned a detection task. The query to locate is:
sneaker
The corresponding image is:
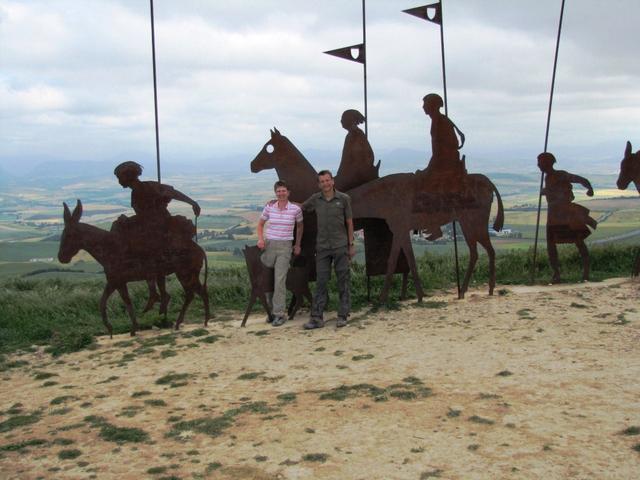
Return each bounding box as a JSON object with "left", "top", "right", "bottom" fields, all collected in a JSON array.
[
  {"left": 272, "top": 316, "right": 286, "bottom": 327},
  {"left": 336, "top": 316, "right": 347, "bottom": 328},
  {"left": 303, "top": 317, "right": 324, "bottom": 330},
  {"left": 266, "top": 314, "right": 274, "bottom": 323}
]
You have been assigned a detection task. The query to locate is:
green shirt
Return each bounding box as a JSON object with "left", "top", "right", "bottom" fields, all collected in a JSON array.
[{"left": 302, "top": 190, "right": 353, "bottom": 251}]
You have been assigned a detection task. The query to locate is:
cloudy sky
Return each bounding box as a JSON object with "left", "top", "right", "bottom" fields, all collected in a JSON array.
[{"left": 1, "top": 0, "right": 639, "bottom": 175}]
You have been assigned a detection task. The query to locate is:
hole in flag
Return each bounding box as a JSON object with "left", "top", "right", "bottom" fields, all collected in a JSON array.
[
  {"left": 266, "top": 144, "right": 274, "bottom": 154},
  {"left": 350, "top": 48, "right": 361, "bottom": 60},
  {"left": 427, "top": 7, "right": 437, "bottom": 20}
]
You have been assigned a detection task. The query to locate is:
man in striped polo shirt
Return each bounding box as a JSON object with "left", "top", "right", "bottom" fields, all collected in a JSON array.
[{"left": 257, "top": 180, "right": 304, "bottom": 326}]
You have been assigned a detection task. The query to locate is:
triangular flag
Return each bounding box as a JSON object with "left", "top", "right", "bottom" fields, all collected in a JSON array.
[
  {"left": 324, "top": 43, "right": 365, "bottom": 65},
  {"left": 403, "top": 2, "right": 442, "bottom": 25}
]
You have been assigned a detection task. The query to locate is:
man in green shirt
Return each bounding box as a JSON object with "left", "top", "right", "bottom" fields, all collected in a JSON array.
[{"left": 302, "top": 170, "right": 356, "bottom": 329}]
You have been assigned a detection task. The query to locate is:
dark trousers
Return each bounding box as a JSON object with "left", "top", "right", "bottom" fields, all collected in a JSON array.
[{"left": 311, "top": 247, "right": 350, "bottom": 319}]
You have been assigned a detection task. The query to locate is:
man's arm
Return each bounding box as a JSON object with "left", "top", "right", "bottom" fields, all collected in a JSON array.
[
  {"left": 257, "top": 218, "right": 267, "bottom": 249},
  {"left": 165, "top": 185, "right": 201, "bottom": 216},
  {"left": 346, "top": 218, "right": 355, "bottom": 259},
  {"left": 293, "top": 221, "right": 303, "bottom": 256},
  {"left": 568, "top": 173, "right": 594, "bottom": 196}
]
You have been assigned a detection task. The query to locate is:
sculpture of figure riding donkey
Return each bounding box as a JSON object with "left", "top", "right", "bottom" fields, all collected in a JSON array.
[
  {"left": 251, "top": 127, "right": 504, "bottom": 302},
  {"left": 617, "top": 140, "right": 640, "bottom": 276}
]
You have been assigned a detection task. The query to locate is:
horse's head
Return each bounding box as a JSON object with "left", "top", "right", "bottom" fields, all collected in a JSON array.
[
  {"left": 617, "top": 141, "right": 639, "bottom": 192},
  {"left": 250, "top": 128, "right": 290, "bottom": 173},
  {"left": 58, "top": 200, "right": 83, "bottom": 263}
]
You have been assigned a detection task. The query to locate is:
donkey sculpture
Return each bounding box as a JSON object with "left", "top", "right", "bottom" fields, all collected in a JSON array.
[
  {"left": 251, "top": 129, "right": 504, "bottom": 302},
  {"left": 240, "top": 246, "right": 312, "bottom": 326},
  {"left": 57, "top": 200, "right": 210, "bottom": 337},
  {"left": 616, "top": 141, "right": 640, "bottom": 275}
]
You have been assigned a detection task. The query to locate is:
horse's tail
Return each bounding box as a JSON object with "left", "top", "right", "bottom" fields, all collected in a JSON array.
[
  {"left": 484, "top": 175, "right": 504, "bottom": 232},
  {"left": 200, "top": 244, "right": 208, "bottom": 292}
]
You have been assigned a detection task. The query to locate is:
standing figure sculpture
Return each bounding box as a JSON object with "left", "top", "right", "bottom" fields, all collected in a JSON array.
[
  {"left": 537, "top": 152, "right": 597, "bottom": 284},
  {"left": 335, "top": 109, "right": 379, "bottom": 191},
  {"left": 414, "top": 93, "right": 467, "bottom": 240}
]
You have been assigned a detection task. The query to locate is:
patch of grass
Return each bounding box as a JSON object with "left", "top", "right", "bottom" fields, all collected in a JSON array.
[
  {"left": 33, "top": 371, "right": 58, "bottom": 380},
  {"left": 319, "top": 382, "right": 427, "bottom": 402},
  {"left": 160, "top": 350, "right": 178, "bottom": 359},
  {"left": 416, "top": 301, "right": 447, "bottom": 309},
  {"left": 144, "top": 399, "right": 168, "bottom": 407},
  {"left": 45, "top": 330, "right": 95, "bottom": 357},
  {"left": 237, "top": 371, "right": 265, "bottom": 380},
  {"left": 198, "top": 335, "right": 223, "bottom": 344},
  {"left": 420, "top": 470, "right": 443, "bottom": 479},
  {"left": 140, "top": 334, "right": 176, "bottom": 348},
  {"left": 0, "top": 359, "right": 29, "bottom": 371},
  {"left": 208, "top": 373, "right": 219, "bottom": 379},
  {"left": 496, "top": 370, "right": 513, "bottom": 377},
  {"left": 570, "top": 302, "right": 588, "bottom": 309},
  {"left": 254, "top": 455, "right": 268, "bottom": 462},
  {"left": 205, "top": 462, "right": 222, "bottom": 473},
  {"left": 633, "top": 444, "right": 640, "bottom": 453},
  {"left": 182, "top": 328, "right": 209, "bottom": 338},
  {"left": 131, "top": 390, "right": 152, "bottom": 398},
  {"left": 155, "top": 373, "right": 190, "bottom": 387},
  {"left": 58, "top": 449, "right": 82, "bottom": 460},
  {"left": 276, "top": 392, "right": 297, "bottom": 403},
  {"left": 516, "top": 308, "right": 534, "bottom": 319},
  {"left": 0, "top": 438, "right": 48, "bottom": 452},
  {"left": 447, "top": 408, "right": 461, "bottom": 418},
  {"left": 52, "top": 438, "right": 75, "bottom": 446},
  {"left": 147, "top": 466, "right": 168, "bottom": 474},
  {"left": 50, "top": 395, "right": 78, "bottom": 405},
  {"left": 620, "top": 426, "right": 640, "bottom": 436},
  {"left": 0, "top": 411, "right": 42, "bottom": 433},
  {"left": 302, "top": 453, "right": 328, "bottom": 463},
  {"left": 613, "top": 313, "right": 630, "bottom": 325},
  {"left": 468, "top": 415, "right": 495, "bottom": 425},
  {"left": 351, "top": 354, "right": 374, "bottom": 361},
  {"left": 41, "top": 380, "right": 58, "bottom": 387},
  {"left": 50, "top": 407, "right": 73, "bottom": 416},
  {"left": 83, "top": 415, "right": 150, "bottom": 443},
  {"left": 468, "top": 444, "right": 480, "bottom": 451}
]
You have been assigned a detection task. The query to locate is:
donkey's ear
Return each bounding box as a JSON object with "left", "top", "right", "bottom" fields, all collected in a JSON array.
[
  {"left": 63, "top": 202, "right": 71, "bottom": 224},
  {"left": 274, "top": 127, "right": 280, "bottom": 136},
  {"left": 71, "top": 199, "right": 83, "bottom": 223},
  {"left": 626, "top": 141, "right": 632, "bottom": 157},
  {"left": 270, "top": 128, "right": 275, "bottom": 138}
]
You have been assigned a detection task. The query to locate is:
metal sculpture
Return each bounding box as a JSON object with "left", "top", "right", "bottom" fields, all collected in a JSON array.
[
  {"left": 251, "top": 129, "right": 504, "bottom": 302},
  {"left": 240, "top": 246, "right": 312, "bottom": 327},
  {"left": 616, "top": 141, "right": 640, "bottom": 276},
  {"left": 58, "top": 200, "right": 210, "bottom": 337},
  {"left": 537, "top": 152, "right": 597, "bottom": 284}
]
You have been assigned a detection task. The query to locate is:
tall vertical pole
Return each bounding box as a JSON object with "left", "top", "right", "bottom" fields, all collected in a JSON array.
[
  {"left": 362, "top": 0, "right": 368, "bottom": 138},
  {"left": 150, "top": 0, "right": 161, "bottom": 182},
  {"left": 531, "top": 0, "right": 566, "bottom": 284},
  {"left": 438, "top": 1, "right": 461, "bottom": 298}
]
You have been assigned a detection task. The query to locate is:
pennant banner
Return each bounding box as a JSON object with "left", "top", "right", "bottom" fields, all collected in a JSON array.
[
  {"left": 403, "top": 2, "right": 442, "bottom": 25},
  {"left": 324, "top": 43, "right": 366, "bottom": 65}
]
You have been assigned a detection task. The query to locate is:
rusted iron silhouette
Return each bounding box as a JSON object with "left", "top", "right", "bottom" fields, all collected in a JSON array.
[
  {"left": 333, "top": 109, "right": 410, "bottom": 298},
  {"left": 616, "top": 141, "right": 640, "bottom": 276},
  {"left": 252, "top": 128, "right": 411, "bottom": 300},
  {"left": 240, "top": 246, "right": 312, "bottom": 327},
  {"left": 537, "top": 152, "right": 597, "bottom": 284},
  {"left": 251, "top": 129, "right": 504, "bottom": 301},
  {"left": 58, "top": 200, "right": 210, "bottom": 337}
]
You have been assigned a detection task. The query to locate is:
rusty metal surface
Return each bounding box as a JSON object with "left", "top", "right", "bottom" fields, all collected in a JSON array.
[
  {"left": 537, "top": 152, "right": 597, "bottom": 283},
  {"left": 616, "top": 141, "right": 640, "bottom": 276}
]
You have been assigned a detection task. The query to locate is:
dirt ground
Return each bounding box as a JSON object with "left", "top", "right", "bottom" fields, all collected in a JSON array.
[{"left": 1, "top": 278, "right": 639, "bottom": 480}]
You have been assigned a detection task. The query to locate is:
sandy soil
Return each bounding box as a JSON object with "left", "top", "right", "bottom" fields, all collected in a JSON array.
[{"left": 1, "top": 278, "right": 639, "bottom": 480}]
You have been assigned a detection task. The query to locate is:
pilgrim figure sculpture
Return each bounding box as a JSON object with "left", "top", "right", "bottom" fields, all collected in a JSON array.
[
  {"left": 414, "top": 93, "right": 467, "bottom": 240},
  {"left": 335, "top": 109, "right": 378, "bottom": 192},
  {"left": 537, "top": 152, "right": 597, "bottom": 284},
  {"left": 111, "top": 161, "right": 201, "bottom": 258}
]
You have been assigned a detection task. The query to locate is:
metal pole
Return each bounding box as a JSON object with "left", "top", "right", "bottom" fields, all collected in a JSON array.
[
  {"left": 150, "top": 0, "right": 161, "bottom": 182},
  {"left": 438, "top": 0, "right": 461, "bottom": 298},
  {"left": 362, "top": 0, "right": 368, "bottom": 138},
  {"left": 531, "top": 0, "right": 566, "bottom": 284}
]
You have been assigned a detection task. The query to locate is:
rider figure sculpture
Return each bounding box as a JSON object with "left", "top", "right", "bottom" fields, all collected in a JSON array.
[
  {"left": 415, "top": 93, "right": 466, "bottom": 240},
  {"left": 112, "top": 161, "right": 201, "bottom": 258},
  {"left": 537, "top": 152, "right": 597, "bottom": 283},
  {"left": 335, "top": 109, "right": 378, "bottom": 192}
]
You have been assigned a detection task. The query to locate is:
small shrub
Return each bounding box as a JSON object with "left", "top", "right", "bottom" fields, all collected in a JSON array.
[{"left": 58, "top": 449, "right": 82, "bottom": 460}]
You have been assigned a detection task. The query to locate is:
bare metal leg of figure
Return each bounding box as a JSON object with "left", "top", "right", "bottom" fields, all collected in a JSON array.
[
  {"left": 99, "top": 284, "right": 116, "bottom": 338},
  {"left": 117, "top": 285, "right": 138, "bottom": 336},
  {"left": 575, "top": 239, "right": 590, "bottom": 282}
]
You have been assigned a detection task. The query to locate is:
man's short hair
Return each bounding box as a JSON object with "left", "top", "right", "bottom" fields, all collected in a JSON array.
[
  {"left": 317, "top": 170, "right": 333, "bottom": 179},
  {"left": 273, "top": 180, "right": 289, "bottom": 191}
]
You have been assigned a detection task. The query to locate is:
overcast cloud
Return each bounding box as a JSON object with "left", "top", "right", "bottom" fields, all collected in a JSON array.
[{"left": 1, "top": 0, "right": 639, "bottom": 175}]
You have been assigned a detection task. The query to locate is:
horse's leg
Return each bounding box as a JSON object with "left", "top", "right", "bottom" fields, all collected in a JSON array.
[
  {"left": 400, "top": 272, "right": 409, "bottom": 300},
  {"left": 379, "top": 234, "right": 403, "bottom": 303},
  {"left": 399, "top": 235, "right": 423, "bottom": 302},
  {"left": 575, "top": 239, "right": 590, "bottom": 281},
  {"left": 547, "top": 229, "right": 561, "bottom": 284},
  {"left": 477, "top": 234, "right": 496, "bottom": 295},
  {"left": 241, "top": 293, "right": 257, "bottom": 327},
  {"left": 157, "top": 276, "right": 170, "bottom": 317},
  {"left": 99, "top": 283, "right": 116, "bottom": 338},
  {"left": 142, "top": 279, "right": 160, "bottom": 314},
  {"left": 174, "top": 276, "right": 195, "bottom": 331},
  {"left": 116, "top": 285, "right": 138, "bottom": 336},
  {"left": 460, "top": 240, "right": 478, "bottom": 299}
]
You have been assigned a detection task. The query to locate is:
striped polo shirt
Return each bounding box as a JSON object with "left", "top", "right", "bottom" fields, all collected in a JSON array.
[{"left": 260, "top": 201, "right": 303, "bottom": 241}]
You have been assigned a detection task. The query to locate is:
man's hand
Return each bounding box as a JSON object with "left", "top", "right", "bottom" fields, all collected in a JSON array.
[
  {"left": 192, "top": 203, "right": 201, "bottom": 217},
  {"left": 293, "top": 245, "right": 301, "bottom": 256},
  {"left": 257, "top": 238, "right": 265, "bottom": 250},
  {"left": 586, "top": 188, "right": 594, "bottom": 197},
  {"left": 348, "top": 244, "right": 356, "bottom": 259}
]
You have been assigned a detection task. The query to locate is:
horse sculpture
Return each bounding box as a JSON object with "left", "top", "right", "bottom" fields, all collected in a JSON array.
[
  {"left": 57, "top": 200, "right": 210, "bottom": 337},
  {"left": 251, "top": 129, "right": 504, "bottom": 301},
  {"left": 617, "top": 140, "right": 640, "bottom": 275}
]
